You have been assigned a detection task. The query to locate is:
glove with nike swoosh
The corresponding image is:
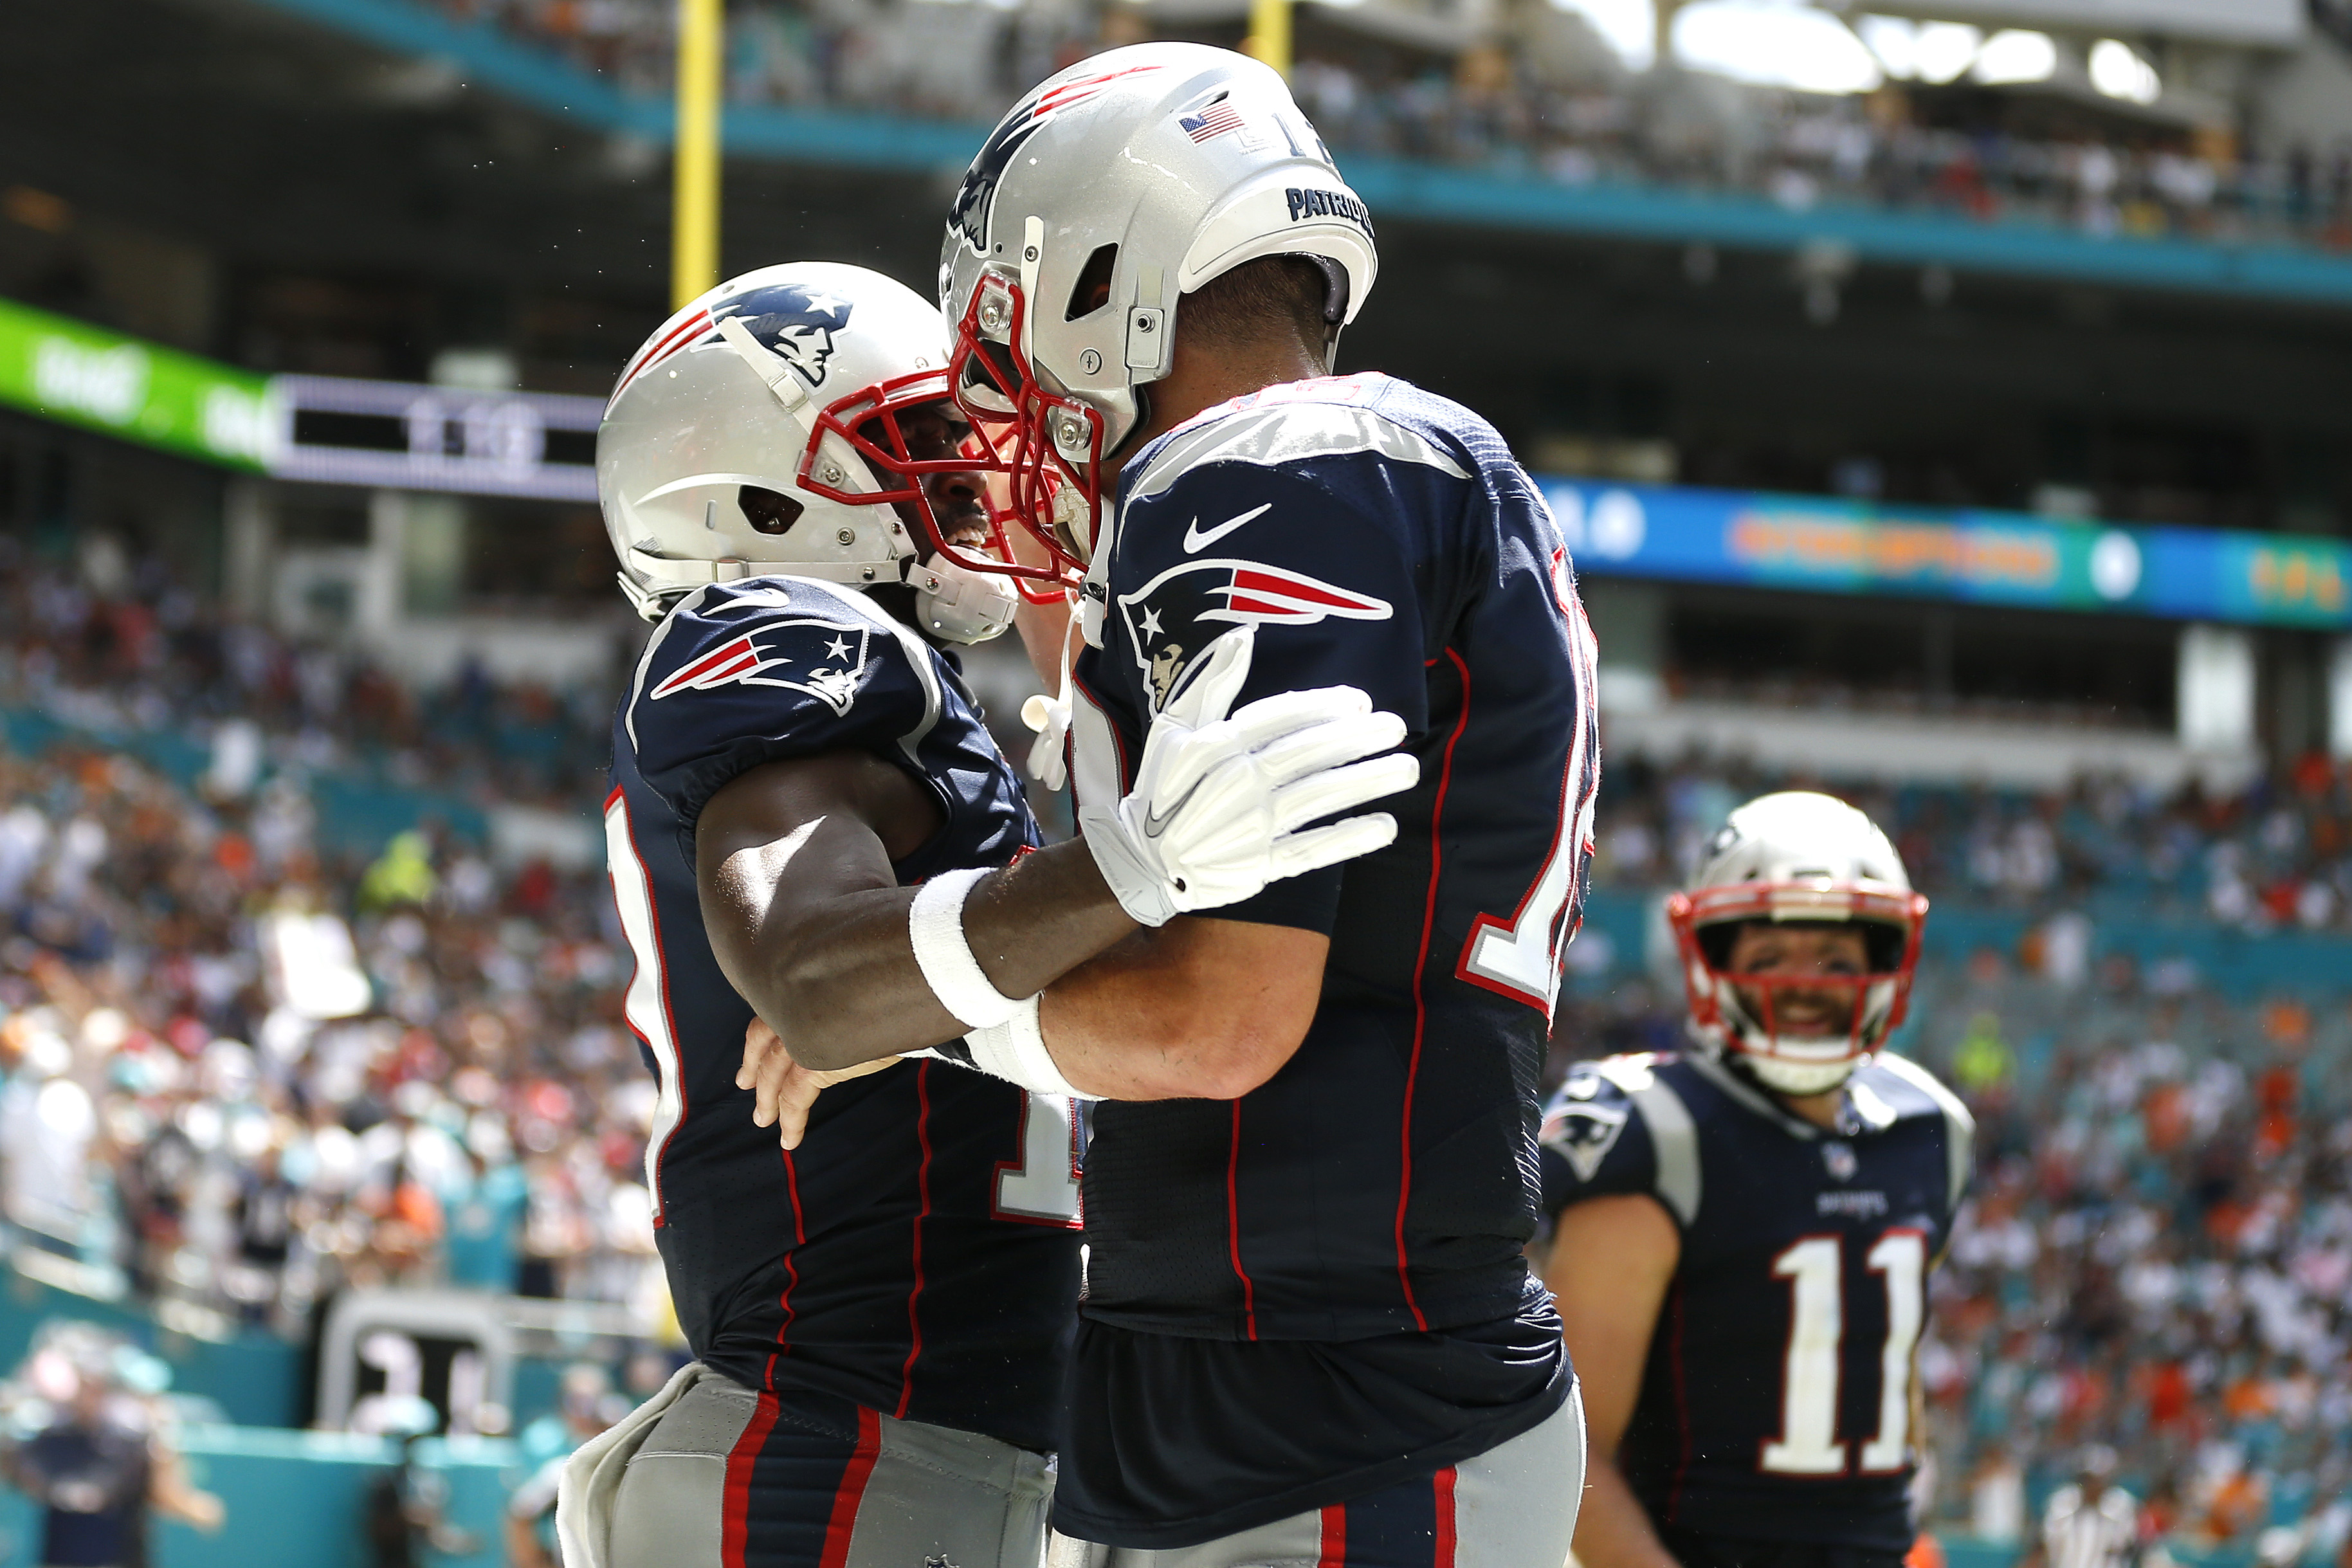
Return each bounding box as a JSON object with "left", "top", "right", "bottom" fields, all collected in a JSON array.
[{"left": 1081, "top": 624, "right": 1421, "bottom": 928}]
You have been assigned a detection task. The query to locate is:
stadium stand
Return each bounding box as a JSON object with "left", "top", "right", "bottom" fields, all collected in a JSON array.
[
  {"left": 415, "top": 0, "right": 2352, "bottom": 252},
  {"left": 0, "top": 529, "right": 2338, "bottom": 1553}
]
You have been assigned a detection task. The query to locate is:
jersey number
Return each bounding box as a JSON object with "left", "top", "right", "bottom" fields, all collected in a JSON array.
[
  {"left": 605, "top": 792, "right": 684, "bottom": 1222},
  {"left": 1457, "top": 563, "right": 1599, "bottom": 1017},
  {"left": 1761, "top": 1231, "right": 1926, "bottom": 1476},
  {"left": 994, "top": 1093, "right": 1082, "bottom": 1226}
]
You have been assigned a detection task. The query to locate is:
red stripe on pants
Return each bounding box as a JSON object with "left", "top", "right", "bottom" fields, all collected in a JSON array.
[
  {"left": 720, "top": 1392, "right": 781, "bottom": 1567},
  {"left": 1432, "top": 1466, "right": 1459, "bottom": 1567},
  {"left": 1317, "top": 1502, "right": 1347, "bottom": 1568},
  {"left": 818, "top": 1405, "right": 884, "bottom": 1568}
]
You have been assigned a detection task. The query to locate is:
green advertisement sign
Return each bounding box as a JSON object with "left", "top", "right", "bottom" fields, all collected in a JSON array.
[{"left": 0, "top": 296, "right": 273, "bottom": 471}]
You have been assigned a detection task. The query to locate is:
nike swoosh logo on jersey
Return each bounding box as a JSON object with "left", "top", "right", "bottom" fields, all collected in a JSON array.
[{"left": 1182, "top": 503, "right": 1272, "bottom": 553}]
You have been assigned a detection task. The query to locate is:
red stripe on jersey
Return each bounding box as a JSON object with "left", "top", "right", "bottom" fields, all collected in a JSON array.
[
  {"left": 765, "top": 1149, "right": 808, "bottom": 1391},
  {"left": 1395, "top": 649, "right": 1473, "bottom": 1331},
  {"left": 652, "top": 634, "right": 759, "bottom": 697},
  {"left": 895, "top": 1063, "right": 936, "bottom": 1417},
  {"left": 1432, "top": 1466, "right": 1459, "bottom": 1565},
  {"left": 1227, "top": 1099, "right": 1257, "bottom": 1340},
  {"left": 817, "top": 1405, "right": 883, "bottom": 1568},
  {"left": 721, "top": 1390, "right": 781, "bottom": 1567},
  {"left": 1230, "top": 569, "right": 1383, "bottom": 613},
  {"left": 1317, "top": 1503, "right": 1347, "bottom": 1567}
]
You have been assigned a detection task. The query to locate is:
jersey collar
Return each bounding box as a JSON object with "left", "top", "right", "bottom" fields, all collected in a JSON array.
[{"left": 1685, "top": 1052, "right": 1893, "bottom": 1140}]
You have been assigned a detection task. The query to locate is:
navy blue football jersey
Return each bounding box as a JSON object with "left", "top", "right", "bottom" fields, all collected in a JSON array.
[
  {"left": 1540, "top": 1052, "right": 1974, "bottom": 1551},
  {"left": 1055, "top": 373, "right": 1601, "bottom": 1544},
  {"left": 604, "top": 576, "right": 1082, "bottom": 1454}
]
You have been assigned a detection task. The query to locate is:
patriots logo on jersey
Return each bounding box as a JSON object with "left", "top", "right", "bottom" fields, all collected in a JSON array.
[
  {"left": 648, "top": 619, "right": 872, "bottom": 716},
  {"left": 1117, "top": 556, "right": 1394, "bottom": 708},
  {"left": 1541, "top": 1098, "right": 1630, "bottom": 1183}
]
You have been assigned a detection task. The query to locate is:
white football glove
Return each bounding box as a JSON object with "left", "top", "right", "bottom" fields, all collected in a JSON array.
[{"left": 1081, "top": 624, "right": 1420, "bottom": 928}]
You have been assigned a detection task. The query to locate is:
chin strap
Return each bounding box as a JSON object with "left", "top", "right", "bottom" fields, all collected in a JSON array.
[{"left": 1020, "top": 608, "right": 1081, "bottom": 789}]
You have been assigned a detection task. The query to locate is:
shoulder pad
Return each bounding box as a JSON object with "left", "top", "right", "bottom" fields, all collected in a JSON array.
[
  {"left": 1540, "top": 1054, "right": 1700, "bottom": 1226},
  {"left": 1868, "top": 1052, "right": 1975, "bottom": 1217},
  {"left": 1127, "top": 386, "right": 1471, "bottom": 506},
  {"left": 1542, "top": 1060, "right": 1639, "bottom": 1183},
  {"left": 623, "top": 578, "right": 944, "bottom": 829}
]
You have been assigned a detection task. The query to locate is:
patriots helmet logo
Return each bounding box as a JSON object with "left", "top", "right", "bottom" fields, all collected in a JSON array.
[
  {"left": 1117, "top": 556, "right": 1393, "bottom": 709},
  {"left": 949, "top": 95, "right": 1046, "bottom": 259},
  {"left": 1541, "top": 1097, "right": 1630, "bottom": 1184},
  {"left": 947, "top": 64, "right": 1167, "bottom": 258},
  {"left": 648, "top": 617, "right": 872, "bottom": 716},
  {"left": 713, "top": 283, "right": 854, "bottom": 390}
]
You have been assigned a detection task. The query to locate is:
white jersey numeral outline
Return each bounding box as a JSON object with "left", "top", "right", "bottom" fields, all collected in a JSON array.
[
  {"left": 993, "top": 1093, "right": 1082, "bottom": 1226},
  {"left": 605, "top": 790, "right": 685, "bottom": 1223},
  {"left": 1457, "top": 550, "right": 1600, "bottom": 1017},
  {"left": 1760, "top": 1228, "right": 1929, "bottom": 1477}
]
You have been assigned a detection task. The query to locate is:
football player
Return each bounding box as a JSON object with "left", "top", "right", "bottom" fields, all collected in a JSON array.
[
  {"left": 578, "top": 262, "right": 1418, "bottom": 1568},
  {"left": 1538, "top": 792, "right": 1975, "bottom": 1568},
  {"left": 748, "top": 41, "right": 1602, "bottom": 1566}
]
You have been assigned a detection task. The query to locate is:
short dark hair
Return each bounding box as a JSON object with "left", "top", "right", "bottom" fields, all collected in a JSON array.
[{"left": 1180, "top": 255, "right": 1331, "bottom": 363}]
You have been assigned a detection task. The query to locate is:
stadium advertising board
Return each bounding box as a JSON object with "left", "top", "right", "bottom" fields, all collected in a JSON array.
[
  {"left": 0, "top": 296, "right": 273, "bottom": 471},
  {"left": 1545, "top": 479, "right": 2352, "bottom": 631}
]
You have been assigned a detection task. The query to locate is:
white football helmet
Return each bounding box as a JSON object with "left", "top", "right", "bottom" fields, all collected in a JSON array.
[
  {"left": 1667, "top": 791, "right": 1929, "bottom": 1096},
  {"left": 598, "top": 261, "right": 1019, "bottom": 643},
  {"left": 938, "top": 42, "right": 1378, "bottom": 576}
]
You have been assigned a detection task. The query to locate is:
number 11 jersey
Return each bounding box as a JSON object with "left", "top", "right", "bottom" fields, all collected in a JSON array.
[{"left": 1540, "top": 1050, "right": 1973, "bottom": 1551}]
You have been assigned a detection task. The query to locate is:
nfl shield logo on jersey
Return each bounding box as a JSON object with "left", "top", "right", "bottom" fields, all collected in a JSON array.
[
  {"left": 1821, "top": 1140, "right": 1859, "bottom": 1182},
  {"left": 1542, "top": 1099, "right": 1630, "bottom": 1184}
]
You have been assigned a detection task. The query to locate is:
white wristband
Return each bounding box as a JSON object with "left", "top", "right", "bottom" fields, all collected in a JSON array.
[
  {"left": 964, "top": 994, "right": 1099, "bottom": 1101},
  {"left": 908, "top": 866, "right": 1027, "bottom": 1030}
]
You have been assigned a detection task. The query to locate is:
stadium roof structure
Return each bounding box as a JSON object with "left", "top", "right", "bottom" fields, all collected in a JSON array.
[{"left": 247, "top": 0, "right": 2352, "bottom": 309}]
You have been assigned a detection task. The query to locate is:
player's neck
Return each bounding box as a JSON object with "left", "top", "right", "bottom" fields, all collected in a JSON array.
[
  {"left": 1778, "top": 1086, "right": 1846, "bottom": 1131},
  {"left": 1111, "top": 329, "right": 1329, "bottom": 465}
]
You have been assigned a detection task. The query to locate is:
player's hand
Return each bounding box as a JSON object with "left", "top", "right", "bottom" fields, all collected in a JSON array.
[
  {"left": 738, "top": 1019, "right": 900, "bottom": 1149},
  {"left": 1081, "top": 624, "right": 1419, "bottom": 927}
]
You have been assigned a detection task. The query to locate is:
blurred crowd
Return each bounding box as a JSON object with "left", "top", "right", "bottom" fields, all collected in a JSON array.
[
  {"left": 0, "top": 545, "right": 661, "bottom": 1358},
  {"left": 1590, "top": 751, "right": 2352, "bottom": 938},
  {"left": 429, "top": 0, "right": 2352, "bottom": 251},
  {"left": 11, "top": 518, "right": 2352, "bottom": 1554}
]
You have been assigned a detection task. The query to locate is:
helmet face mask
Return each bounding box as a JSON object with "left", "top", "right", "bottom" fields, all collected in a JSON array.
[
  {"left": 944, "top": 275, "right": 1102, "bottom": 588},
  {"left": 1670, "top": 793, "right": 1929, "bottom": 1097},
  {"left": 597, "top": 262, "right": 1021, "bottom": 643},
  {"left": 937, "top": 44, "right": 1378, "bottom": 582}
]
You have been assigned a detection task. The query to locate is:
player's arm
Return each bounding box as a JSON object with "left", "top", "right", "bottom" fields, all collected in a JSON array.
[
  {"left": 697, "top": 749, "right": 1133, "bottom": 1070},
  {"left": 1034, "top": 915, "right": 1329, "bottom": 1100},
  {"left": 720, "top": 621, "right": 1415, "bottom": 1132},
  {"left": 1543, "top": 1195, "right": 1684, "bottom": 1568}
]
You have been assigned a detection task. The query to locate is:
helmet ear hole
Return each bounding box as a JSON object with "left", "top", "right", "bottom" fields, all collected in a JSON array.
[
  {"left": 740, "top": 485, "right": 805, "bottom": 536},
  {"left": 1066, "top": 244, "right": 1119, "bottom": 322}
]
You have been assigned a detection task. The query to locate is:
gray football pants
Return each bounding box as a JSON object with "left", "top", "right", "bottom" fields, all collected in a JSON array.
[
  {"left": 1048, "top": 1380, "right": 1585, "bottom": 1568},
  {"left": 607, "top": 1369, "right": 1053, "bottom": 1568}
]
